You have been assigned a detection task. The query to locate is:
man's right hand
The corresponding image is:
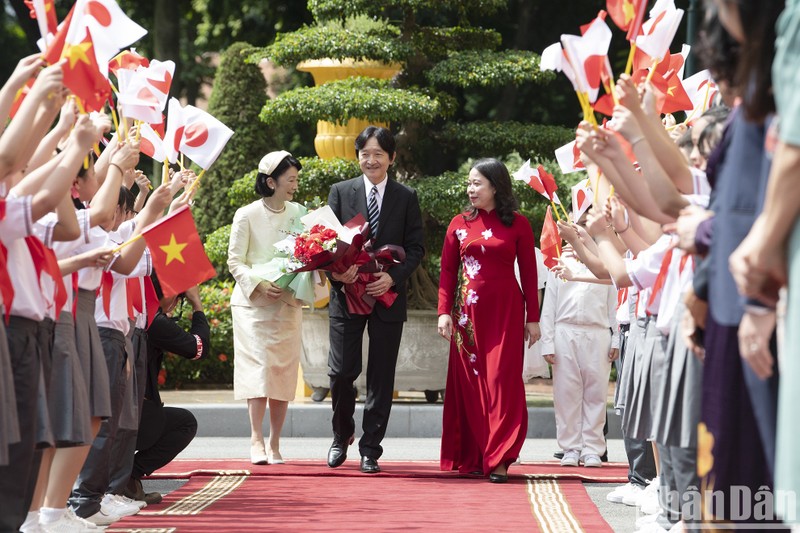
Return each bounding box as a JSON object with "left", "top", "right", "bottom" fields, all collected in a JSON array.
[{"left": 331, "top": 264, "right": 358, "bottom": 284}]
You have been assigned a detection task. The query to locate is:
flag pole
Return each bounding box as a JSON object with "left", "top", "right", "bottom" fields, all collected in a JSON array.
[
  {"left": 645, "top": 58, "right": 660, "bottom": 84},
  {"left": 186, "top": 169, "right": 205, "bottom": 194},
  {"left": 625, "top": 43, "right": 637, "bottom": 75},
  {"left": 111, "top": 232, "right": 144, "bottom": 254},
  {"left": 550, "top": 200, "right": 562, "bottom": 222}
]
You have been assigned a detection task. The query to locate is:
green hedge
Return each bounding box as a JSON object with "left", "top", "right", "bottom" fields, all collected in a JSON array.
[
  {"left": 250, "top": 25, "right": 411, "bottom": 66},
  {"left": 438, "top": 121, "right": 575, "bottom": 161},
  {"left": 307, "top": 0, "right": 506, "bottom": 21},
  {"left": 426, "top": 50, "right": 553, "bottom": 88},
  {"left": 260, "top": 77, "right": 457, "bottom": 127},
  {"left": 162, "top": 280, "right": 235, "bottom": 388},
  {"left": 412, "top": 27, "right": 502, "bottom": 62}
]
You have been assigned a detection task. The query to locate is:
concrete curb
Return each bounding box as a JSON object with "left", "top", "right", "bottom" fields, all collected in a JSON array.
[{"left": 177, "top": 403, "right": 623, "bottom": 440}]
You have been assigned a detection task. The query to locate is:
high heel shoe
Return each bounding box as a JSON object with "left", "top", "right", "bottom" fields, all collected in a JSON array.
[
  {"left": 268, "top": 450, "right": 285, "bottom": 465},
  {"left": 489, "top": 473, "right": 508, "bottom": 483},
  {"left": 250, "top": 442, "right": 268, "bottom": 465}
]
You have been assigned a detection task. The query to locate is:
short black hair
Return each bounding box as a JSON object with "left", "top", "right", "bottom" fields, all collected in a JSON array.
[
  {"left": 355, "top": 126, "right": 395, "bottom": 158},
  {"left": 255, "top": 155, "right": 302, "bottom": 198},
  {"left": 119, "top": 186, "right": 135, "bottom": 212}
]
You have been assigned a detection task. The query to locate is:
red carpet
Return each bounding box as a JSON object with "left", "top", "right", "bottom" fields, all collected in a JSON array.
[{"left": 109, "top": 460, "right": 626, "bottom": 532}]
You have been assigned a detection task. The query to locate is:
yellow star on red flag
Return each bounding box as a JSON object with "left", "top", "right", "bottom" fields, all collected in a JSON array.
[
  {"left": 159, "top": 234, "right": 188, "bottom": 265},
  {"left": 65, "top": 41, "right": 93, "bottom": 69}
]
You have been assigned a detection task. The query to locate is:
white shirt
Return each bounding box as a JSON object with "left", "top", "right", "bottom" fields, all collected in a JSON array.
[
  {"left": 363, "top": 174, "right": 388, "bottom": 211},
  {"left": 95, "top": 221, "right": 150, "bottom": 334},
  {"left": 624, "top": 234, "right": 673, "bottom": 316},
  {"left": 538, "top": 268, "right": 620, "bottom": 356},
  {"left": 1, "top": 194, "right": 45, "bottom": 320}
]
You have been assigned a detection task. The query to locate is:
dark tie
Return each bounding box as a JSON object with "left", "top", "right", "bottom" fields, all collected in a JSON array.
[{"left": 367, "top": 185, "right": 380, "bottom": 238}]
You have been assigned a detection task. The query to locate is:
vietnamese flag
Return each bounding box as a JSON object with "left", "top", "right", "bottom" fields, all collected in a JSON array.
[
  {"left": 141, "top": 205, "right": 216, "bottom": 298},
  {"left": 61, "top": 27, "right": 112, "bottom": 111},
  {"left": 540, "top": 206, "right": 562, "bottom": 269}
]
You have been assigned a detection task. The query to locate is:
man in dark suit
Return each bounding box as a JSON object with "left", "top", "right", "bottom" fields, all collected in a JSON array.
[{"left": 326, "top": 126, "right": 425, "bottom": 474}]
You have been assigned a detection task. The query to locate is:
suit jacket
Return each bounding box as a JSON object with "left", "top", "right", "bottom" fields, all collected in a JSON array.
[
  {"left": 327, "top": 176, "right": 425, "bottom": 322},
  {"left": 228, "top": 200, "right": 306, "bottom": 309}
]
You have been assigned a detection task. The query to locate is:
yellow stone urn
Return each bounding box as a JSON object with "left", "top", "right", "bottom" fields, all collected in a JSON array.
[{"left": 296, "top": 59, "right": 402, "bottom": 160}]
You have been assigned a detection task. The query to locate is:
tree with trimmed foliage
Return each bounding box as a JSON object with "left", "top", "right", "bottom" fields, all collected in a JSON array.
[
  {"left": 193, "top": 42, "right": 275, "bottom": 238},
  {"left": 241, "top": 1, "right": 576, "bottom": 308}
]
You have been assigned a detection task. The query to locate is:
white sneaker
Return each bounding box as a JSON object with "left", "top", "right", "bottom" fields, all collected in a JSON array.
[
  {"left": 41, "top": 509, "right": 100, "bottom": 532},
  {"left": 83, "top": 507, "right": 120, "bottom": 527},
  {"left": 100, "top": 494, "right": 139, "bottom": 518},
  {"left": 622, "top": 483, "right": 647, "bottom": 506},
  {"left": 581, "top": 454, "right": 602, "bottom": 467},
  {"left": 635, "top": 511, "right": 663, "bottom": 528},
  {"left": 640, "top": 489, "right": 662, "bottom": 515},
  {"left": 560, "top": 450, "right": 580, "bottom": 467},
  {"left": 634, "top": 523, "right": 667, "bottom": 533},
  {"left": 20, "top": 513, "right": 44, "bottom": 533},
  {"left": 114, "top": 494, "right": 146, "bottom": 510},
  {"left": 606, "top": 482, "right": 637, "bottom": 503}
]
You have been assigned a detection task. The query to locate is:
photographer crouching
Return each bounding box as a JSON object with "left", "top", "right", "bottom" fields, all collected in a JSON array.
[{"left": 123, "top": 274, "right": 210, "bottom": 504}]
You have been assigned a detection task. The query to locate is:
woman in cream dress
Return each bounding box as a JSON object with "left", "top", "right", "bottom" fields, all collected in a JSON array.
[{"left": 228, "top": 151, "right": 305, "bottom": 465}]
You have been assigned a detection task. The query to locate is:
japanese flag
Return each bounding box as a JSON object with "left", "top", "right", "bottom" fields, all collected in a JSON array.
[
  {"left": 541, "top": 42, "right": 579, "bottom": 93},
  {"left": 555, "top": 141, "right": 586, "bottom": 175},
  {"left": 682, "top": 70, "right": 719, "bottom": 121},
  {"left": 163, "top": 97, "right": 185, "bottom": 164},
  {"left": 513, "top": 160, "right": 561, "bottom": 204},
  {"left": 635, "top": 1, "right": 684, "bottom": 62},
  {"left": 560, "top": 13, "right": 613, "bottom": 102},
  {"left": 115, "top": 69, "right": 162, "bottom": 124},
  {"left": 138, "top": 59, "right": 174, "bottom": 105},
  {"left": 571, "top": 178, "right": 593, "bottom": 222},
  {"left": 138, "top": 122, "right": 166, "bottom": 162},
  {"left": 66, "top": 0, "right": 147, "bottom": 77},
  {"left": 176, "top": 105, "right": 235, "bottom": 170}
]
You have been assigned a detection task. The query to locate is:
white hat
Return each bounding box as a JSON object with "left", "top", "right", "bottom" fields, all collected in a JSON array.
[{"left": 258, "top": 150, "right": 292, "bottom": 175}]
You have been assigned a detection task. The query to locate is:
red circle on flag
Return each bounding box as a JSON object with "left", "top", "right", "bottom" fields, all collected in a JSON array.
[
  {"left": 174, "top": 126, "right": 184, "bottom": 153},
  {"left": 183, "top": 122, "right": 209, "bottom": 148},
  {"left": 86, "top": 1, "right": 112, "bottom": 26},
  {"left": 140, "top": 137, "right": 155, "bottom": 158},
  {"left": 148, "top": 71, "right": 172, "bottom": 94},
  {"left": 137, "top": 87, "right": 159, "bottom": 105}
]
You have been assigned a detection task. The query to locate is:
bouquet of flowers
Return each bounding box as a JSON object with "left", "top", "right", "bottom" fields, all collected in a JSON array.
[{"left": 253, "top": 205, "right": 406, "bottom": 314}]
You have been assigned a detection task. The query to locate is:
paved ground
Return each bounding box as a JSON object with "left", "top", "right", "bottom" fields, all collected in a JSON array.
[{"left": 143, "top": 436, "right": 642, "bottom": 532}]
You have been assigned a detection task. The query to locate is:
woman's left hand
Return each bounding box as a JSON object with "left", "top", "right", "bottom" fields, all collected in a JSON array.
[{"left": 525, "top": 322, "right": 541, "bottom": 348}]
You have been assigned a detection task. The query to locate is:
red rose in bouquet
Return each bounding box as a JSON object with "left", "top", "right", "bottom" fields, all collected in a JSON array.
[
  {"left": 289, "top": 212, "right": 407, "bottom": 315},
  {"left": 293, "top": 224, "right": 338, "bottom": 264}
]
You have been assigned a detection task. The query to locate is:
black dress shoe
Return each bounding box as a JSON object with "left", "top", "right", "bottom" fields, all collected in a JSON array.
[
  {"left": 360, "top": 456, "right": 381, "bottom": 474},
  {"left": 553, "top": 451, "right": 564, "bottom": 460},
  {"left": 327, "top": 435, "right": 353, "bottom": 468},
  {"left": 489, "top": 473, "right": 508, "bottom": 484},
  {"left": 600, "top": 450, "right": 608, "bottom": 462}
]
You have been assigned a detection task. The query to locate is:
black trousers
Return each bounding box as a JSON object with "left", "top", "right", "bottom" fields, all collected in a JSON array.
[
  {"left": 132, "top": 401, "right": 197, "bottom": 478},
  {"left": 328, "top": 314, "right": 403, "bottom": 459}
]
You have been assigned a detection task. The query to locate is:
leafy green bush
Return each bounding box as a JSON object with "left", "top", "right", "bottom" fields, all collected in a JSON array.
[
  {"left": 426, "top": 50, "right": 553, "bottom": 88},
  {"left": 411, "top": 27, "right": 502, "bottom": 62},
  {"left": 260, "top": 77, "right": 457, "bottom": 127},
  {"left": 204, "top": 224, "right": 232, "bottom": 278},
  {"left": 163, "top": 280, "right": 235, "bottom": 388},
  {"left": 307, "top": 0, "right": 506, "bottom": 21},
  {"left": 251, "top": 25, "right": 411, "bottom": 66},
  {"left": 438, "top": 121, "right": 575, "bottom": 161},
  {"left": 193, "top": 42, "right": 275, "bottom": 238}
]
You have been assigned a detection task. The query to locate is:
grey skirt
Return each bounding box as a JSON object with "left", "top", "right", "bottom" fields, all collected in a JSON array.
[
  {"left": 620, "top": 318, "right": 646, "bottom": 432},
  {"left": 653, "top": 304, "right": 702, "bottom": 448},
  {"left": 623, "top": 317, "right": 667, "bottom": 441},
  {"left": 613, "top": 324, "right": 631, "bottom": 414},
  {"left": 0, "top": 319, "right": 19, "bottom": 465},
  {"left": 35, "top": 318, "right": 55, "bottom": 449},
  {"left": 75, "top": 289, "right": 111, "bottom": 419},
  {"left": 49, "top": 311, "right": 93, "bottom": 446}
]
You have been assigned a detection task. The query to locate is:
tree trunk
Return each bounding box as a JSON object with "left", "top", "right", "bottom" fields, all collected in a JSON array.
[{"left": 154, "top": 0, "right": 182, "bottom": 98}]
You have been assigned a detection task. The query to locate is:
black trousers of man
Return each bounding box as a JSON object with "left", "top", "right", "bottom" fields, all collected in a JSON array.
[
  {"left": 132, "top": 400, "right": 197, "bottom": 479},
  {"left": 328, "top": 314, "right": 403, "bottom": 460}
]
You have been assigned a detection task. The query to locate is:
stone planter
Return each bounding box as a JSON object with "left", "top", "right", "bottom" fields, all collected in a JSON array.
[
  {"left": 301, "top": 308, "right": 448, "bottom": 398},
  {"left": 296, "top": 59, "right": 402, "bottom": 160}
]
